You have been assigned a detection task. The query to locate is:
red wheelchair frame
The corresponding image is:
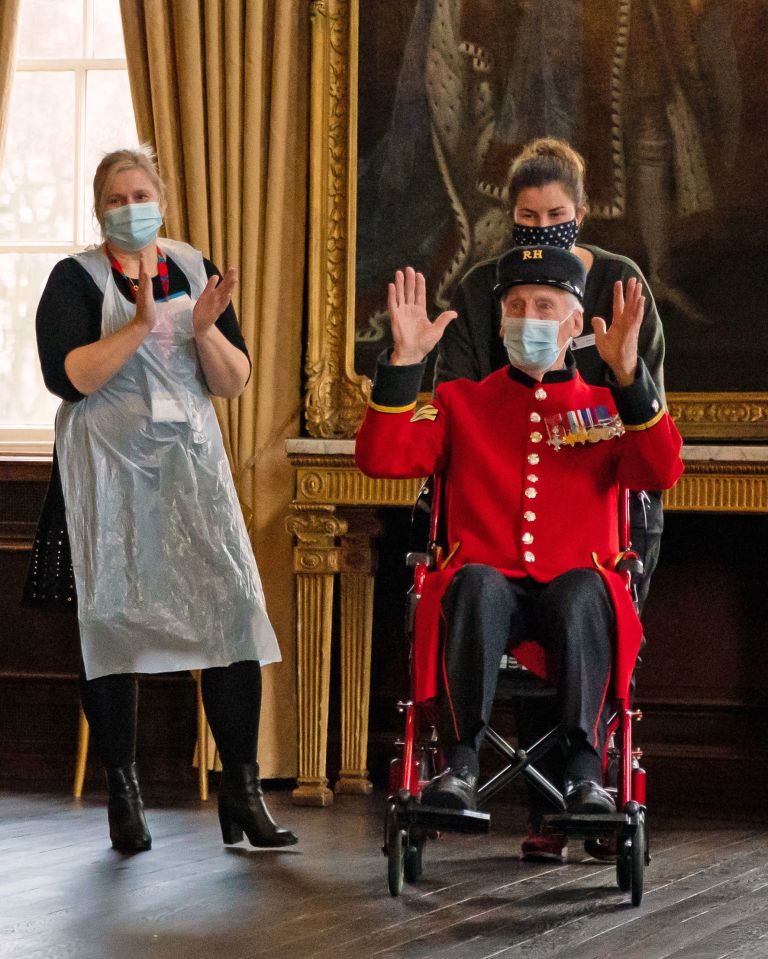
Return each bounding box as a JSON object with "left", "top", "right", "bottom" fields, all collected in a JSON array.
[{"left": 383, "top": 476, "right": 650, "bottom": 906}]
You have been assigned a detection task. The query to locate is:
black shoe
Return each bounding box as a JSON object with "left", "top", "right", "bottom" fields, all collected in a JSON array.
[
  {"left": 106, "top": 763, "right": 152, "bottom": 853},
  {"left": 218, "top": 763, "right": 298, "bottom": 848},
  {"left": 420, "top": 766, "right": 478, "bottom": 811},
  {"left": 564, "top": 779, "right": 616, "bottom": 815}
]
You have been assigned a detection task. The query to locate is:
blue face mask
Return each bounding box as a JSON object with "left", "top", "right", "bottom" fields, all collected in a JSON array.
[
  {"left": 512, "top": 218, "right": 579, "bottom": 250},
  {"left": 104, "top": 202, "right": 163, "bottom": 251},
  {"left": 502, "top": 315, "right": 572, "bottom": 376}
]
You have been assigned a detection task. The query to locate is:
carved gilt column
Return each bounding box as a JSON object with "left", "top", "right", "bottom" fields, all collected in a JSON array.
[
  {"left": 335, "top": 510, "right": 383, "bottom": 795},
  {"left": 285, "top": 504, "right": 347, "bottom": 806}
]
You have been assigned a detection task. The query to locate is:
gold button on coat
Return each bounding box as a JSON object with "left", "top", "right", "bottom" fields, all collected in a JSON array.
[
  {"left": 524, "top": 487, "right": 537, "bottom": 498},
  {"left": 524, "top": 550, "right": 536, "bottom": 562},
  {"left": 530, "top": 412, "right": 541, "bottom": 423},
  {"left": 530, "top": 432, "right": 542, "bottom": 443},
  {"left": 528, "top": 453, "right": 539, "bottom": 465},
  {"left": 535, "top": 388, "right": 547, "bottom": 400},
  {"left": 524, "top": 510, "right": 536, "bottom": 521},
  {"left": 522, "top": 532, "right": 534, "bottom": 544}
]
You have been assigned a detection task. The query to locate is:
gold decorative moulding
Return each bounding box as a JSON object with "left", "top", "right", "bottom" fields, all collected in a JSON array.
[{"left": 305, "top": 0, "right": 768, "bottom": 443}]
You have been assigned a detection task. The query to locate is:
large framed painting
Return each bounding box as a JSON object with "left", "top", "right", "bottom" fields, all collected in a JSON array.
[{"left": 305, "top": 0, "right": 768, "bottom": 440}]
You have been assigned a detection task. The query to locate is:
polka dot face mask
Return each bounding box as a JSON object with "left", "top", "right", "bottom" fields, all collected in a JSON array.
[{"left": 512, "top": 218, "right": 579, "bottom": 250}]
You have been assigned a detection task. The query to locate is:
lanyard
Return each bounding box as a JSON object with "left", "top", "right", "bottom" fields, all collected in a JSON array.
[{"left": 106, "top": 245, "right": 169, "bottom": 302}]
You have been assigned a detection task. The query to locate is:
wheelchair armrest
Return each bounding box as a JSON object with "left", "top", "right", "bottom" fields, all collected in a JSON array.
[
  {"left": 615, "top": 552, "right": 644, "bottom": 578},
  {"left": 405, "top": 555, "right": 434, "bottom": 637},
  {"left": 615, "top": 551, "right": 644, "bottom": 612},
  {"left": 406, "top": 551, "right": 434, "bottom": 570}
]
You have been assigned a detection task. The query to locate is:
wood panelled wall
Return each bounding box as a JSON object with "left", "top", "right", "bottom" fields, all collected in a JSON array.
[
  {"left": 3, "top": 464, "right": 768, "bottom": 812},
  {"left": 0, "top": 461, "right": 201, "bottom": 791},
  {"left": 362, "top": 507, "right": 768, "bottom": 814}
]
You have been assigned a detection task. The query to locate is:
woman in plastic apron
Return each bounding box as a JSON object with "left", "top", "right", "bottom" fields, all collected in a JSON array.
[{"left": 26, "top": 147, "right": 297, "bottom": 853}]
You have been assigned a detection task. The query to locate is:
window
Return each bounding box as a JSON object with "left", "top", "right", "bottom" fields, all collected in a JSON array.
[{"left": 0, "top": 0, "right": 139, "bottom": 454}]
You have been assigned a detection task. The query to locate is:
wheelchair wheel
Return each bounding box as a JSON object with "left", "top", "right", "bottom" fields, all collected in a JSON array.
[
  {"left": 630, "top": 813, "right": 646, "bottom": 907},
  {"left": 404, "top": 832, "right": 426, "bottom": 883},
  {"left": 616, "top": 839, "right": 632, "bottom": 892},
  {"left": 616, "top": 837, "right": 632, "bottom": 892},
  {"left": 385, "top": 800, "right": 405, "bottom": 897}
]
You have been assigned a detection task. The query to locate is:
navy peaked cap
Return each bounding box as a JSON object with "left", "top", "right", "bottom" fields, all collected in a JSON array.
[{"left": 494, "top": 245, "right": 586, "bottom": 302}]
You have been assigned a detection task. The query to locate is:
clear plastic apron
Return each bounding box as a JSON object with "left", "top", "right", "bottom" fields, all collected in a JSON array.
[{"left": 56, "top": 239, "right": 280, "bottom": 679}]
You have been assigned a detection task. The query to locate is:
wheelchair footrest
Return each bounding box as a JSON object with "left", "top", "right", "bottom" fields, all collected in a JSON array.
[
  {"left": 398, "top": 801, "right": 491, "bottom": 835},
  {"left": 543, "top": 810, "right": 640, "bottom": 839}
]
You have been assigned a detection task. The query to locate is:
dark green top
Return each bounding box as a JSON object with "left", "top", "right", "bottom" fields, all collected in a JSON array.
[{"left": 434, "top": 244, "right": 665, "bottom": 403}]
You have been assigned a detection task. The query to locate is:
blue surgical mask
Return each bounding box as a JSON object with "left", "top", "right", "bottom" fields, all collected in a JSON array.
[
  {"left": 502, "top": 315, "right": 572, "bottom": 376},
  {"left": 104, "top": 202, "right": 163, "bottom": 251},
  {"left": 512, "top": 218, "right": 579, "bottom": 250}
]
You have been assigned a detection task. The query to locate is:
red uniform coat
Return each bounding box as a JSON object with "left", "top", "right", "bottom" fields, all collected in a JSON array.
[{"left": 356, "top": 360, "right": 684, "bottom": 704}]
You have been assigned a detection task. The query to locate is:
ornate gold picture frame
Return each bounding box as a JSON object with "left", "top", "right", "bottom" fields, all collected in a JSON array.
[{"left": 305, "top": 0, "right": 768, "bottom": 441}]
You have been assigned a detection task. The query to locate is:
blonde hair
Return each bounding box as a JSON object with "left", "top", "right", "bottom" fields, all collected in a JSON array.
[
  {"left": 92, "top": 145, "right": 166, "bottom": 233},
  {"left": 507, "top": 138, "right": 588, "bottom": 211}
]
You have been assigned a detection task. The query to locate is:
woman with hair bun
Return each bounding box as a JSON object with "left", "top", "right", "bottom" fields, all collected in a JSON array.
[
  {"left": 436, "top": 137, "right": 664, "bottom": 404},
  {"left": 434, "top": 137, "right": 665, "bottom": 864},
  {"left": 24, "top": 146, "right": 297, "bottom": 854}
]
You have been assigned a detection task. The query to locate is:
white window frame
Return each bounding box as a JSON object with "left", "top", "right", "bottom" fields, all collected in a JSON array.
[{"left": 1, "top": 0, "right": 130, "bottom": 457}]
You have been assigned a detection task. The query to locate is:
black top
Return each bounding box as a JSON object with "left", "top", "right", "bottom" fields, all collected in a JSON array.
[
  {"left": 37, "top": 253, "right": 250, "bottom": 401},
  {"left": 434, "top": 244, "right": 665, "bottom": 402},
  {"left": 23, "top": 251, "right": 250, "bottom": 612}
]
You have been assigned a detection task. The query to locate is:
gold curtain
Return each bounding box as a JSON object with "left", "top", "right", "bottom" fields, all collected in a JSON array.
[
  {"left": 0, "top": 0, "right": 21, "bottom": 160},
  {"left": 119, "top": 0, "right": 308, "bottom": 777}
]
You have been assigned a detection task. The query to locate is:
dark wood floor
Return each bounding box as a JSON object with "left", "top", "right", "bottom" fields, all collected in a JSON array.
[{"left": 2, "top": 788, "right": 768, "bottom": 959}]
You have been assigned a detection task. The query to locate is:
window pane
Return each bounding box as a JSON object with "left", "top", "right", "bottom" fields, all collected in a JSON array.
[
  {"left": 93, "top": 0, "right": 127, "bottom": 58},
  {"left": 0, "top": 73, "right": 76, "bottom": 243},
  {"left": 82, "top": 70, "right": 140, "bottom": 243},
  {"left": 17, "top": 0, "right": 82, "bottom": 59},
  {"left": 0, "top": 252, "right": 61, "bottom": 426}
]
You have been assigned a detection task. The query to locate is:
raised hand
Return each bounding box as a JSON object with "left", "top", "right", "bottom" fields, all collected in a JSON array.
[
  {"left": 389, "top": 266, "right": 456, "bottom": 365},
  {"left": 193, "top": 267, "right": 238, "bottom": 337},
  {"left": 592, "top": 277, "right": 645, "bottom": 386}
]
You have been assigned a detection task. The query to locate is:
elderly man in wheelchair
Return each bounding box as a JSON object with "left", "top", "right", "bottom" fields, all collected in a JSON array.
[{"left": 356, "top": 246, "right": 683, "bottom": 875}]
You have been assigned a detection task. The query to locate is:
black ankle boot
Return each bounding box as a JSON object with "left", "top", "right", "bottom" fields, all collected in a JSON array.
[
  {"left": 218, "top": 763, "right": 298, "bottom": 848},
  {"left": 106, "top": 763, "right": 152, "bottom": 852}
]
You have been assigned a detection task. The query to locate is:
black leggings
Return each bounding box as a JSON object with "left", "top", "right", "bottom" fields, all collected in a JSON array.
[{"left": 79, "top": 660, "right": 262, "bottom": 770}]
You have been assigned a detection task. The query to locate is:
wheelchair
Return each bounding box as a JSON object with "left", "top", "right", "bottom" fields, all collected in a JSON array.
[{"left": 383, "top": 475, "right": 650, "bottom": 906}]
